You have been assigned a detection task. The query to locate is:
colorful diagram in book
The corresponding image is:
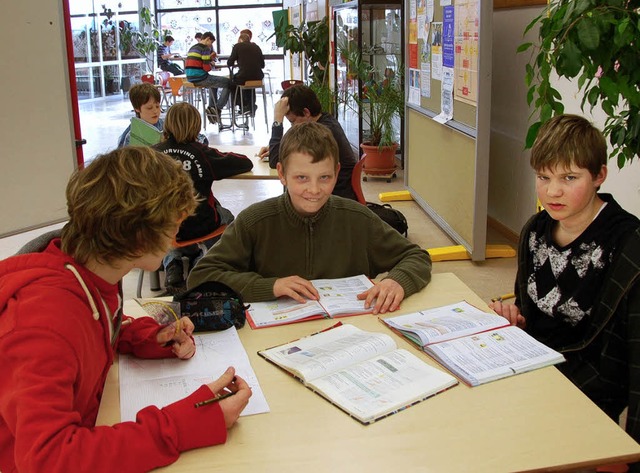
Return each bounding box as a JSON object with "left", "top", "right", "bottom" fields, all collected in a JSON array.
[
  {"left": 247, "top": 275, "right": 375, "bottom": 328},
  {"left": 258, "top": 324, "right": 457, "bottom": 424},
  {"left": 383, "top": 301, "right": 565, "bottom": 386}
]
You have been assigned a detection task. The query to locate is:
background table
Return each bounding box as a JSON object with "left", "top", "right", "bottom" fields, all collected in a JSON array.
[
  {"left": 97, "top": 273, "right": 640, "bottom": 472},
  {"left": 215, "top": 145, "right": 278, "bottom": 180}
]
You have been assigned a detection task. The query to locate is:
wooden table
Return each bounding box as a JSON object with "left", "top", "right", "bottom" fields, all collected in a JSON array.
[
  {"left": 215, "top": 145, "right": 278, "bottom": 180},
  {"left": 97, "top": 273, "right": 640, "bottom": 472}
]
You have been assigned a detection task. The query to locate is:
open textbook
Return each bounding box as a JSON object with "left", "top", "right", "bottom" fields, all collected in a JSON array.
[
  {"left": 129, "top": 117, "right": 162, "bottom": 146},
  {"left": 383, "top": 301, "right": 565, "bottom": 387},
  {"left": 258, "top": 323, "right": 458, "bottom": 424},
  {"left": 247, "top": 275, "right": 375, "bottom": 329}
]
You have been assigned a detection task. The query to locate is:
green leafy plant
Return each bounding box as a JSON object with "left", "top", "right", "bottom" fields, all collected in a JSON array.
[
  {"left": 519, "top": 0, "right": 640, "bottom": 168},
  {"left": 118, "top": 7, "right": 170, "bottom": 73},
  {"left": 340, "top": 47, "right": 404, "bottom": 148},
  {"left": 270, "top": 16, "right": 332, "bottom": 111}
]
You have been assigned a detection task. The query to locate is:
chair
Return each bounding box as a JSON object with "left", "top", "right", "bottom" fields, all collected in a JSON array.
[
  {"left": 136, "top": 224, "right": 228, "bottom": 298},
  {"left": 281, "top": 79, "right": 304, "bottom": 90},
  {"left": 155, "top": 71, "right": 172, "bottom": 110},
  {"left": 233, "top": 79, "right": 268, "bottom": 134},
  {"left": 141, "top": 73, "right": 155, "bottom": 84},
  {"left": 351, "top": 158, "right": 367, "bottom": 205}
]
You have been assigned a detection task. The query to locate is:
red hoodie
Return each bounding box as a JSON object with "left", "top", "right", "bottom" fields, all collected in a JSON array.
[{"left": 0, "top": 239, "right": 227, "bottom": 473}]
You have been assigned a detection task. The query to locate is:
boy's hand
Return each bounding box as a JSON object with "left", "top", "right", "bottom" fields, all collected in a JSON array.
[
  {"left": 258, "top": 146, "right": 269, "bottom": 159},
  {"left": 156, "top": 317, "right": 196, "bottom": 359},
  {"left": 273, "top": 97, "right": 289, "bottom": 122},
  {"left": 206, "top": 367, "right": 252, "bottom": 428},
  {"left": 273, "top": 276, "right": 319, "bottom": 303},
  {"left": 489, "top": 301, "right": 526, "bottom": 328},
  {"left": 357, "top": 279, "right": 404, "bottom": 315}
]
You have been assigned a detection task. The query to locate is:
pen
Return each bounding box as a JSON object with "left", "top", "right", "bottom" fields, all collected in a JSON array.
[{"left": 194, "top": 391, "right": 235, "bottom": 408}]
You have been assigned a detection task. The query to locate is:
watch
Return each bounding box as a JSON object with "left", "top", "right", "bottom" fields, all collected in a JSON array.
[{"left": 272, "top": 120, "right": 282, "bottom": 128}]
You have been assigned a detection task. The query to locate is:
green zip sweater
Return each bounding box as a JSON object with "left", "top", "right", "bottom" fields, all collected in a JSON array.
[{"left": 188, "top": 193, "right": 432, "bottom": 302}]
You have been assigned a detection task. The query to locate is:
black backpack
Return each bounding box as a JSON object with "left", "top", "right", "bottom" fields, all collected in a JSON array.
[{"left": 366, "top": 202, "right": 409, "bottom": 237}]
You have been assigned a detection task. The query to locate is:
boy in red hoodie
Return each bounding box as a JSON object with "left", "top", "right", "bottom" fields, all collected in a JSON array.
[{"left": 0, "top": 146, "right": 251, "bottom": 472}]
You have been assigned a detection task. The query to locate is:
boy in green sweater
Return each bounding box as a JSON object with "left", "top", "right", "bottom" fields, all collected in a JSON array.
[{"left": 188, "top": 122, "right": 432, "bottom": 314}]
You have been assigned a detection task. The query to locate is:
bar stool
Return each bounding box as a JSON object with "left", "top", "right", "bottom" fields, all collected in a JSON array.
[{"left": 233, "top": 79, "right": 268, "bottom": 134}]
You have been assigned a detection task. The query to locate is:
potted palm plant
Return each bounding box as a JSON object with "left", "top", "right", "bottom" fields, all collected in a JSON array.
[{"left": 345, "top": 50, "right": 404, "bottom": 177}]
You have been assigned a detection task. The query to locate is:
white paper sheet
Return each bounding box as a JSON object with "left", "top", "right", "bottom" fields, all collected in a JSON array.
[{"left": 119, "top": 328, "right": 269, "bottom": 422}]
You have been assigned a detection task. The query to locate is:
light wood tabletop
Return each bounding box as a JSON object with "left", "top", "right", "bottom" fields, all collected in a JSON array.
[
  {"left": 97, "top": 273, "right": 640, "bottom": 472},
  {"left": 215, "top": 145, "right": 278, "bottom": 180}
]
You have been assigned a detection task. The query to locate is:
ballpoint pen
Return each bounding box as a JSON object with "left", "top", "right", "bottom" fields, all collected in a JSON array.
[{"left": 194, "top": 391, "right": 236, "bottom": 408}]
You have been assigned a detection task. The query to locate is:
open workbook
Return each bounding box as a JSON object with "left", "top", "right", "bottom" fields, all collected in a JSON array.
[
  {"left": 258, "top": 323, "right": 458, "bottom": 424},
  {"left": 382, "top": 301, "right": 565, "bottom": 387},
  {"left": 247, "top": 275, "right": 375, "bottom": 329}
]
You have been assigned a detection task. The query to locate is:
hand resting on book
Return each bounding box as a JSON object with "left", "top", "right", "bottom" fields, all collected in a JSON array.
[{"left": 274, "top": 276, "right": 404, "bottom": 315}]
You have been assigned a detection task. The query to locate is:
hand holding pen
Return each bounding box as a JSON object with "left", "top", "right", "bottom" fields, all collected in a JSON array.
[
  {"left": 156, "top": 317, "right": 196, "bottom": 359},
  {"left": 202, "top": 367, "right": 253, "bottom": 428}
]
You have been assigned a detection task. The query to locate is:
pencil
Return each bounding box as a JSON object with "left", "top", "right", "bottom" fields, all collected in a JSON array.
[
  {"left": 194, "top": 391, "right": 236, "bottom": 408},
  {"left": 491, "top": 293, "right": 515, "bottom": 303}
]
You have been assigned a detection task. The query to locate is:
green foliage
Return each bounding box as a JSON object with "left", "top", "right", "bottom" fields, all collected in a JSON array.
[
  {"left": 270, "top": 16, "right": 333, "bottom": 111},
  {"left": 521, "top": 0, "right": 640, "bottom": 168},
  {"left": 341, "top": 48, "right": 404, "bottom": 147},
  {"left": 118, "top": 7, "right": 169, "bottom": 73}
]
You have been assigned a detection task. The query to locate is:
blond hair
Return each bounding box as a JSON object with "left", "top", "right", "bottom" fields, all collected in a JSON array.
[
  {"left": 530, "top": 114, "right": 607, "bottom": 178},
  {"left": 162, "top": 102, "right": 201, "bottom": 143},
  {"left": 279, "top": 122, "right": 339, "bottom": 172},
  {"left": 61, "top": 147, "right": 197, "bottom": 265}
]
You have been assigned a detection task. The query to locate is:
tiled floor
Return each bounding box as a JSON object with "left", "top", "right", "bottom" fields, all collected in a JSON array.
[{"left": 1, "top": 93, "right": 518, "bottom": 305}]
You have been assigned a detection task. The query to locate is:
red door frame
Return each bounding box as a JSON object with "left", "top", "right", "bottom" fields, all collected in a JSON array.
[{"left": 62, "top": 0, "right": 85, "bottom": 169}]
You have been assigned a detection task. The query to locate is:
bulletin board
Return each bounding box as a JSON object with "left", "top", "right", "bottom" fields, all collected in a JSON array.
[{"left": 404, "top": 0, "right": 492, "bottom": 260}]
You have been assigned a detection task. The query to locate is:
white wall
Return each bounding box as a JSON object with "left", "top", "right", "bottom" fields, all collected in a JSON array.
[
  {"left": 489, "top": 7, "right": 640, "bottom": 237},
  {"left": 0, "top": 0, "right": 77, "bottom": 236}
]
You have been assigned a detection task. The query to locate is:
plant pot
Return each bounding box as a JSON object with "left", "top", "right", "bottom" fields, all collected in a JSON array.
[{"left": 360, "top": 142, "right": 398, "bottom": 177}]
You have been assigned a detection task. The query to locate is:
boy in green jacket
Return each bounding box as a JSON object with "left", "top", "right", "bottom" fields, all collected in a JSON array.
[{"left": 188, "top": 122, "right": 432, "bottom": 314}]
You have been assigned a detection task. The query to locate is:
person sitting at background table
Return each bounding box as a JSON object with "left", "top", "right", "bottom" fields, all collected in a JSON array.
[
  {"left": 185, "top": 31, "right": 230, "bottom": 116},
  {"left": 153, "top": 102, "right": 254, "bottom": 293},
  {"left": 117, "top": 83, "right": 208, "bottom": 148},
  {"left": 157, "top": 35, "right": 184, "bottom": 76},
  {"left": 0, "top": 146, "right": 252, "bottom": 473},
  {"left": 227, "top": 29, "right": 264, "bottom": 115},
  {"left": 489, "top": 114, "right": 640, "bottom": 464},
  {"left": 258, "top": 84, "right": 358, "bottom": 201},
  {"left": 189, "top": 122, "right": 431, "bottom": 314}
]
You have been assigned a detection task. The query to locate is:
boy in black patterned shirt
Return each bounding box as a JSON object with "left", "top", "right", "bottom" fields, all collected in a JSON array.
[{"left": 491, "top": 115, "right": 640, "bottom": 468}]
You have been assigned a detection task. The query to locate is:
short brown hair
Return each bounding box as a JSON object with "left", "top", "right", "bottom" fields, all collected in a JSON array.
[
  {"left": 240, "top": 29, "right": 252, "bottom": 40},
  {"left": 129, "top": 83, "right": 160, "bottom": 116},
  {"left": 61, "top": 147, "right": 197, "bottom": 265},
  {"left": 162, "top": 102, "right": 201, "bottom": 144},
  {"left": 279, "top": 122, "right": 338, "bottom": 172},
  {"left": 282, "top": 84, "right": 322, "bottom": 116},
  {"left": 530, "top": 114, "right": 607, "bottom": 178}
]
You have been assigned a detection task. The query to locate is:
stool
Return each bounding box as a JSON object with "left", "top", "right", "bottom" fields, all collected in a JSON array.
[
  {"left": 233, "top": 79, "right": 268, "bottom": 134},
  {"left": 191, "top": 84, "right": 233, "bottom": 132},
  {"left": 136, "top": 225, "right": 228, "bottom": 298}
]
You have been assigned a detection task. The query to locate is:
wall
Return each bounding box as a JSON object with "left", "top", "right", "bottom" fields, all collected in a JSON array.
[
  {"left": 0, "top": 0, "right": 77, "bottom": 236},
  {"left": 489, "top": 6, "right": 640, "bottom": 237}
]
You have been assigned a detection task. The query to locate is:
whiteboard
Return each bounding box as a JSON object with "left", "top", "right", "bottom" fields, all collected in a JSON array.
[{"left": 0, "top": 0, "right": 77, "bottom": 237}]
